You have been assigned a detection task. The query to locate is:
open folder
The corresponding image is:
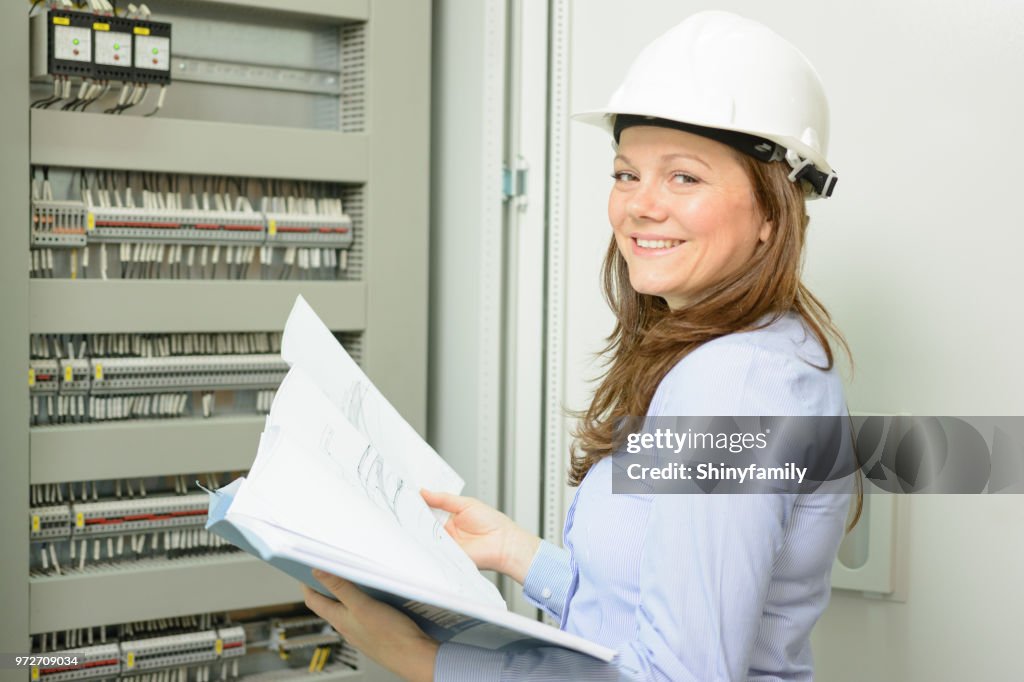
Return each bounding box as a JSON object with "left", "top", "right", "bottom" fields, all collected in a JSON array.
[{"left": 203, "top": 295, "right": 615, "bottom": 661}]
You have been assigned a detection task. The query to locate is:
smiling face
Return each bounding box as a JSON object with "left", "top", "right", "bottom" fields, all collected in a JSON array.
[{"left": 608, "top": 125, "right": 773, "bottom": 310}]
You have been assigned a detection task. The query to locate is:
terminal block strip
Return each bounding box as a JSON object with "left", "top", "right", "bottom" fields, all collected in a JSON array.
[
  {"left": 89, "top": 207, "right": 267, "bottom": 245},
  {"left": 32, "top": 610, "right": 355, "bottom": 681},
  {"left": 32, "top": 199, "right": 88, "bottom": 249},
  {"left": 30, "top": 473, "right": 240, "bottom": 576},
  {"left": 35, "top": 627, "right": 244, "bottom": 682},
  {"left": 88, "top": 354, "right": 288, "bottom": 394},
  {"left": 71, "top": 492, "right": 208, "bottom": 538},
  {"left": 28, "top": 170, "right": 359, "bottom": 280},
  {"left": 120, "top": 626, "right": 245, "bottom": 674},
  {"left": 29, "top": 332, "right": 289, "bottom": 425},
  {"left": 32, "top": 643, "right": 121, "bottom": 682}
]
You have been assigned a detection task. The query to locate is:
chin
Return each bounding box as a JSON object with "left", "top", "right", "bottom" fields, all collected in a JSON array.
[{"left": 629, "top": 280, "right": 674, "bottom": 300}]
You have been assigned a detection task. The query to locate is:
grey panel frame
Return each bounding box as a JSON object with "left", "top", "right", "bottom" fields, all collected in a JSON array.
[
  {"left": 187, "top": 0, "right": 369, "bottom": 22},
  {"left": 31, "top": 416, "right": 264, "bottom": 483},
  {"left": 360, "top": 1, "right": 431, "bottom": 436},
  {"left": 31, "top": 110, "right": 369, "bottom": 182},
  {"left": 12, "top": 5, "right": 429, "bottom": 680},
  {"left": 29, "top": 280, "right": 366, "bottom": 333},
  {"left": 0, "top": 0, "right": 30, "bottom": 674},
  {"left": 30, "top": 555, "right": 301, "bottom": 632}
]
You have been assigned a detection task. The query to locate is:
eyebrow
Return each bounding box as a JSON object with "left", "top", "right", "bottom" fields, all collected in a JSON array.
[{"left": 614, "top": 152, "right": 711, "bottom": 170}]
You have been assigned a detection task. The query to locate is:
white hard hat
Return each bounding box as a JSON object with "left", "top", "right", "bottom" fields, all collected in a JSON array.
[{"left": 574, "top": 10, "right": 838, "bottom": 199}]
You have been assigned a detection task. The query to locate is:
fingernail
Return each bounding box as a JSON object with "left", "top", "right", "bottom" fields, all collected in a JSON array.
[{"left": 311, "top": 568, "right": 324, "bottom": 577}]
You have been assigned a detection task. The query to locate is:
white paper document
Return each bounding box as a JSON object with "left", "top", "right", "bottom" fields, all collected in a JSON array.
[
  {"left": 280, "top": 294, "right": 464, "bottom": 499},
  {"left": 204, "top": 295, "right": 616, "bottom": 662}
]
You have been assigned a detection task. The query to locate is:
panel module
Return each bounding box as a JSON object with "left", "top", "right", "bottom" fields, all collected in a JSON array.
[
  {"left": 130, "top": 17, "right": 172, "bottom": 85},
  {"left": 91, "top": 15, "right": 135, "bottom": 83},
  {"left": 32, "top": 9, "right": 172, "bottom": 84},
  {"left": 45, "top": 10, "right": 94, "bottom": 79}
]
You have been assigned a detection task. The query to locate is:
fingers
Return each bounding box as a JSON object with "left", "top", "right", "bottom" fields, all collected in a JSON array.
[
  {"left": 312, "top": 569, "right": 371, "bottom": 610},
  {"left": 420, "top": 488, "right": 473, "bottom": 513},
  {"left": 302, "top": 584, "right": 344, "bottom": 621}
]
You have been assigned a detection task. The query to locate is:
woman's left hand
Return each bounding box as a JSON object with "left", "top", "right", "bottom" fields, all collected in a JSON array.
[{"left": 302, "top": 569, "right": 439, "bottom": 682}]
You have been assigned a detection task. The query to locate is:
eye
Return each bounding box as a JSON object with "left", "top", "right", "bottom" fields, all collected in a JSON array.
[
  {"left": 671, "top": 172, "right": 699, "bottom": 185},
  {"left": 611, "top": 170, "right": 637, "bottom": 182}
]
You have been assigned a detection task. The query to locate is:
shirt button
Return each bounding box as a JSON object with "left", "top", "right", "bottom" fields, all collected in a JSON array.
[{"left": 541, "top": 587, "right": 553, "bottom": 599}]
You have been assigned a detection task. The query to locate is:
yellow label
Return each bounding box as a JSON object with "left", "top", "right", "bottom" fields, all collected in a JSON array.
[
  {"left": 28, "top": 368, "right": 35, "bottom": 387},
  {"left": 126, "top": 652, "right": 135, "bottom": 669},
  {"left": 52, "top": 17, "right": 71, "bottom": 26},
  {"left": 31, "top": 667, "right": 39, "bottom": 681},
  {"left": 268, "top": 219, "right": 277, "bottom": 236},
  {"left": 95, "top": 364, "right": 104, "bottom": 381},
  {"left": 133, "top": 26, "right": 150, "bottom": 36},
  {"left": 93, "top": 22, "right": 110, "bottom": 31},
  {"left": 32, "top": 515, "right": 41, "bottom": 533},
  {"left": 64, "top": 365, "right": 73, "bottom": 383},
  {"left": 87, "top": 212, "right": 95, "bottom": 231},
  {"left": 215, "top": 639, "right": 223, "bottom": 656},
  {"left": 76, "top": 512, "right": 84, "bottom": 529}
]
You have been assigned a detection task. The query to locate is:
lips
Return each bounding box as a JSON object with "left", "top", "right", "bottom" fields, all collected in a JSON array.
[
  {"left": 630, "top": 235, "right": 686, "bottom": 255},
  {"left": 635, "top": 238, "right": 683, "bottom": 249}
]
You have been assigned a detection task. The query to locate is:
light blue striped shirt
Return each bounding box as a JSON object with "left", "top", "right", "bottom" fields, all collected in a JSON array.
[{"left": 435, "top": 311, "right": 854, "bottom": 681}]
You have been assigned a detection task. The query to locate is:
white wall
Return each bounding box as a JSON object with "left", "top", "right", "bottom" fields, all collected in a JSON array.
[{"left": 562, "top": 1, "right": 1024, "bottom": 680}]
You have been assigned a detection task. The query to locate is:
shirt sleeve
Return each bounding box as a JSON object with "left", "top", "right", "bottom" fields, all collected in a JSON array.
[
  {"left": 433, "top": 494, "right": 790, "bottom": 682},
  {"left": 521, "top": 539, "right": 573, "bottom": 620},
  {"left": 433, "top": 341, "right": 824, "bottom": 681}
]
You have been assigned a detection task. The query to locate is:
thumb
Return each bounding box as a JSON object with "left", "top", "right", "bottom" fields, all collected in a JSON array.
[{"left": 420, "top": 488, "right": 473, "bottom": 514}]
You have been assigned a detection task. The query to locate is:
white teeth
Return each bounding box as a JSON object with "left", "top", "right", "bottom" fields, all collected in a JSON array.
[{"left": 636, "top": 238, "right": 683, "bottom": 249}]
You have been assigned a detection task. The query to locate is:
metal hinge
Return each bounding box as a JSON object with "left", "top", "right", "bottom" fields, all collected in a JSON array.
[{"left": 502, "top": 157, "right": 529, "bottom": 204}]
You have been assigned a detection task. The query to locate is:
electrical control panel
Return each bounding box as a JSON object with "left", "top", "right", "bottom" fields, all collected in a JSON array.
[{"left": 11, "top": 4, "right": 426, "bottom": 680}]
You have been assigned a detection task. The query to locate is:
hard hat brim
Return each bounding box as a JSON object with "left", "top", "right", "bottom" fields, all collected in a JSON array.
[{"left": 571, "top": 108, "right": 835, "bottom": 177}]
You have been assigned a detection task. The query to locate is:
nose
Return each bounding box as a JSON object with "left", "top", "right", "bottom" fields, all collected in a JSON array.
[{"left": 626, "top": 179, "right": 668, "bottom": 223}]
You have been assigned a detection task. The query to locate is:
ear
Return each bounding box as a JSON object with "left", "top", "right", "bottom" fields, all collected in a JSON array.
[{"left": 757, "top": 219, "right": 774, "bottom": 244}]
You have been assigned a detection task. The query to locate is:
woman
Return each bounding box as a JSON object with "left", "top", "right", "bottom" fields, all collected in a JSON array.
[{"left": 303, "top": 10, "right": 860, "bottom": 681}]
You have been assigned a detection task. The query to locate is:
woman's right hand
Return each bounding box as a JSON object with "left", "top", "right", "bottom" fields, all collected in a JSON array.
[{"left": 420, "top": 489, "right": 541, "bottom": 585}]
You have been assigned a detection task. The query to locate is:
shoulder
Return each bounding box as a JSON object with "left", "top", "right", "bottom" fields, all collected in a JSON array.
[{"left": 649, "top": 312, "right": 847, "bottom": 417}]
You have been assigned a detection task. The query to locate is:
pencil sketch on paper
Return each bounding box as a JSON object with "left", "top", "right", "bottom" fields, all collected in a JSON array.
[{"left": 333, "top": 379, "right": 407, "bottom": 522}]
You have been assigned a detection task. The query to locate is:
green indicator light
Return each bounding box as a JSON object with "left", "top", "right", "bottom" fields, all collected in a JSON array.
[
  {"left": 152, "top": 47, "right": 159, "bottom": 54},
  {"left": 114, "top": 43, "right": 120, "bottom": 50},
  {"left": 72, "top": 38, "right": 80, "bottom": 45}
]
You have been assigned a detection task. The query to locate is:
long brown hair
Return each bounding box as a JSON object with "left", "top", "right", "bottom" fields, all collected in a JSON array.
[{"left": 569, "top": 151, "right": 863, "bottom": 531}]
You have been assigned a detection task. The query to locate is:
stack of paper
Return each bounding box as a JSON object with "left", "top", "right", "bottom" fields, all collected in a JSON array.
[{"left": 204, "top": 296, "right": 615, "bottom": 660}]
